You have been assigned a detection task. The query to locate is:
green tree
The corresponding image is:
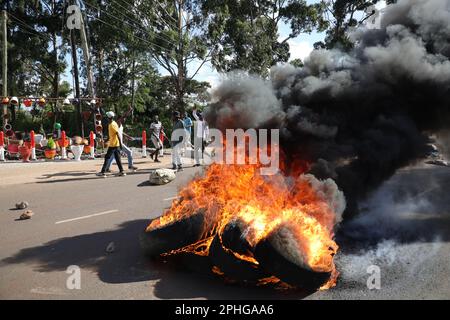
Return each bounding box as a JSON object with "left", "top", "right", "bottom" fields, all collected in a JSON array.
[
  {"left": 318, "top": 0, "right": 390, "bottom": 50},
  {"left": 82, "top": 0, "right": 212, "bottom": 114},
  {"left": 289, "top": 58, "right": 303, "bottom": 68},
  {"left": 136, "top": 0, "right": 213, "bottom": 111},
  {"left": 202, "top": 0, "right": 327, "bottom": 76},
  {"left": 1, "top": 0, "right": 68, "bottom": 127},
  {"left": 1, "top": 0, "right": 67, "bottom": 96}
]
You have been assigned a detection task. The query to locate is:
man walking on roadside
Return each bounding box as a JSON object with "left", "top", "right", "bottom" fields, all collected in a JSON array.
[
  {"left": 182, "top": 111, "right": 193, "bottom": 155},
  {"left": 104, "top": 106, "right": 138, "bottom": 172},
  {"left": 171, "top": 111, "right": 185, "bottom": 171},
  {"left": 149, "top": 115, "right": 163, "bottom": 163},
  {"left": 192, "top": 108, "right": 208, "bottom": 167},
  {"left": 159, "top": 127, "right": 167, "bottom": 157},
  {"left": 96, "top": 111, "right": 126, "bottom": 177}
]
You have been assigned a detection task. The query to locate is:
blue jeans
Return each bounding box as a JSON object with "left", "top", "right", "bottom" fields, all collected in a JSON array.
[{"left": 105, "top": 144, "right": 133, "bottom": 169}]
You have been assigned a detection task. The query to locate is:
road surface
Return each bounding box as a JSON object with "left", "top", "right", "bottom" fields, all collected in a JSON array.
[{"left": 0, "top": 158, "right": 449, "bottom": 299}]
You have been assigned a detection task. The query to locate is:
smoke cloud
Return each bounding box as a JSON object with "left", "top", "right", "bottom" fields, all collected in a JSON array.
[
  {"left": 329, "top": 164, "right": 450, "bottom": 297},
  {"left": 205, "top": 0, "right": 450, "bottom": 218}
]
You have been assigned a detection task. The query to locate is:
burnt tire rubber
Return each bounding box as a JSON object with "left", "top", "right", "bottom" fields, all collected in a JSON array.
[
  {"left": 209, "top": 219, "right": 267, "bottom": 282},
  {"left": 169, "top": 251, "right": 213, "bottom": 275},
  {"left": 220, "top": 219, "right": 253, "bottom": 256},
  {"left": 254, "top": 225, "right": 332, "bottom": 291},
  {"left": 140, "top": 211, "right": 205, "bottom": 258}
]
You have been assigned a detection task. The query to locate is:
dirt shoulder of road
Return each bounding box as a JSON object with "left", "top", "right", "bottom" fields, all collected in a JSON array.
[{"left": 0, "top": 154, "right": 173, "bottom": 187}]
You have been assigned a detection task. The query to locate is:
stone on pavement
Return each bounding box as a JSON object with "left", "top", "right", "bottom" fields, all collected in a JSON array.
[
  {"left": 15, "top": 201, "right": 29, "bottom": 209},
  {"left": 18, "top": 210, "right": 34, "bottom": 220},
  {"left": 106, "top": 242, "right": 115, "bottom": 253},
  {"left": 149, "top": 168, "right": 176, "bottom": 185}
]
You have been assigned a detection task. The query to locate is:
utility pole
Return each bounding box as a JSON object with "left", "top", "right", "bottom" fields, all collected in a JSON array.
[
  {"left": 77, "top": 0, "right": 94, "bottom": 98},
  {"left": 70, "top": 29, "right": 84, "bottom": 137},
  {"left": 1, "top": 10, "right": 7, "bottom": 125},
  {"left": 177, "top": 0, "right": 184, "bottom": 112},
  {"left": 130, "top": 49, "right": 135, "bottom": 124}
]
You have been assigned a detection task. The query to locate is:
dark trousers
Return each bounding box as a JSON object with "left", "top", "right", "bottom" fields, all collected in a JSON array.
[{"left": 101, "top": 147, "right": 124, "bottom": 173}]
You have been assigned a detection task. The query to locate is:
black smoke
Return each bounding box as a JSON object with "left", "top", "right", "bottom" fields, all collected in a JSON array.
[{"left": 205, "top": 0, "right": 450, "bottom": 219}]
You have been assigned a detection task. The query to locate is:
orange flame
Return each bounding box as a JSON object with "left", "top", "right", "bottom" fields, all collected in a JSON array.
[{"left": 147, "top": 162, "right": 340, "bottom": 289}]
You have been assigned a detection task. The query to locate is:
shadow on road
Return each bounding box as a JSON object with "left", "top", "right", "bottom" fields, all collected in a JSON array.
[
  {"left": 30, "top": 170, "right": 99, "bottom": 184},
  {"left": 37, "top": 171, "right": 97, "bottom": 180},
  {"left": 34, "top": 176, "right": 100, "bottom": 184},
  {"left": 1, "top": 219, "right": 310, "bottom": 299},
  {"left": 137, "top": 181, "right": 155, "bottom": 187},
  {"left": 32, "top": 169, "right": 160, "bottom": 184},
  {"left": 32, "top": 167, "right": 172, "bottom": 185}
]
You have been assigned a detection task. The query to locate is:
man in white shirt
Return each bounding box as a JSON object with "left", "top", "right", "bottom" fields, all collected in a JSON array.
[
  {"left": 171, "top": 111, "right": 185, "bottom": 171},
  {"left": 192, "top": 108, "right": 208, "bottom": 167},
  {"left": 181, "top": 112, "right": 194, "bottom": 155},
  {"left": 149, "top": 115, "right": 163, "bottom": 163}
]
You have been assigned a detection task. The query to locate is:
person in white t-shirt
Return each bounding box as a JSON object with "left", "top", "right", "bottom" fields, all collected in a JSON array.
[
  {"left": 192, "top": 108, "right": 209, "bottom": 166},
  {"left": 149, "top": 115, "right": 163, "bottom": 163}
]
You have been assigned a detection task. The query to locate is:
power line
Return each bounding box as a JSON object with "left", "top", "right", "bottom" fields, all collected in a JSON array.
[
  {"left": 85, "top": 13, "right": 169, "bottom": 53},
  {"left": 82, "top": 0, "right": 177, "bottom": 48},
  {"left": 7, "top": 12, "right": 53, "bottom": 43},
  {"left": 111, "top": 0, "right": 179, "bottom": 43},
  {"left": 113, "top": 0, "right": 177, "bottom": 27},
  {"left": 153, "top": 0, "right": 179, "bottom": 25},
  {"left": 105, "top": 0, "right": 179, "bottom": 46},
  {"left": 9, "top": 7, "right": 176, "bottom": 77},
  {"left": 107, "top": 0, "right": 181, "bottom": 47}
]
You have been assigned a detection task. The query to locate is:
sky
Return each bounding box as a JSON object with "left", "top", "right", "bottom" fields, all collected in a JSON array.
[{"left": 63, "top": 0, "right": 387, "bottom": 95}]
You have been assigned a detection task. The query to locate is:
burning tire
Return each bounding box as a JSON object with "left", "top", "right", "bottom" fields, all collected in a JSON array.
[
  {"left": 140, "top": 211, "right": 205, "bottom": 258},
  {"left": 218, "top": 219, "right": 253, "bottom": 256},
  {"left": 209, "top": 219, "right": 266, "bottom": 282},
  {"left": 255, "top": 225, "right": 332, "bottom": 290},
  {"left": 169, "top": 252, "right": 213, "bottom": 275}
]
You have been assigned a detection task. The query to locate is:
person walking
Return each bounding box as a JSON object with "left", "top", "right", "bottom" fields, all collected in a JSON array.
[
  {"left": 192, "top": 108, "right": 208, "bottom": 167},
  {"left": 159, "top": 127, "right": 167, "bottom": 157},
  {"left": 104, "top": 106, "right": 138, "bottom": 172},
  {"left": 182, "top": 111, "right": 193, "bottom": 155},
  {"left": 171, "top": 111, "right": 185, "bottom": 171},
  {"left": 149, "top": 115, "right": 163, "bottom": 162},
  {"left": 96, "top": 111, "right": 126, "bottom": 177}
]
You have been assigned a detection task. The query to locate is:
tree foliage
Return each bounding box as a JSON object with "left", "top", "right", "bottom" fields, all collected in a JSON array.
[
  {"left": 2, "top": 0, "right": 351, "bottom": 134},
  {"left": 318, "top": 0, "right": 397, "bottom": 50},
  {"left": 202, "top": 0, "right": 327, "bottom": 76},
  {"left": 1, "top": 0, "right": 68, "bottom": 98}
]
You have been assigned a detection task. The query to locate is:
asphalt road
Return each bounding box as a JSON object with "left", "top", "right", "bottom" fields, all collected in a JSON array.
[{"left": 0, "top": 160, "right": 449, "bottom": 299}]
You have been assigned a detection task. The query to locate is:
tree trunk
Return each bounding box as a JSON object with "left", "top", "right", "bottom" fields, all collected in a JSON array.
[
  {"left": 52, "top": 0, "right": 59, "bottom": 127},
  {"left": 71, "top": 29, "right": 83, "bottom": 137},
  {"left": 131, "top": 53, "right": 136, "bottom": 123},
  {"left": 176, "top": 0, "right": 185, "bottom": 112},
  {"left": 97, "top": 49, "right": 104, "bottom": 97},
  {"left": 52, "top": 35, "right": 59, "bottom": 127}
]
